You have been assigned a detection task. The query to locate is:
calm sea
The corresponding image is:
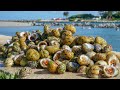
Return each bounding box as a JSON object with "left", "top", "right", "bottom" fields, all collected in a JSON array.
[{"left": 0, "top": 26, "right": 120, "bottom": 51}]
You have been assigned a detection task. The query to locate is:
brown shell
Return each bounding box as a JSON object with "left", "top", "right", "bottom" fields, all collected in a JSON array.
[
  {"left": 106, "top": 54, "right": 119, "bottom": 67},
  {"left": 93, "top": 53, "right": 107, "bottom": 61},
  {"left": 61, "top": 49, "right": 74, "bottom": 60},
  {"left": 61, "top": 36, "right": 75, "bottom": 45},
  {"left": 63, "top": 24, "right": 76, "bottom": 33},
  {"left": 45, "top": 45, "right": 60, "bottom": 55},
  {"left": 51, "top": 29, "right": 60, "bottom": 37},
  {"left": 61, "top": 30, "right": 73, "bottom": 39}
]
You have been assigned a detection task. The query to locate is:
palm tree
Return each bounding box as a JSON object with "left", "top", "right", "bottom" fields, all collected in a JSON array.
[
  {"left": 63, "top": 11, "right": 69, "bottom": 19},
  {"left": 98, "top": 11, "right": 114, "bottom": 20},
  {"left": 106, "top": 11, "right": 113, "bottom": 20}
]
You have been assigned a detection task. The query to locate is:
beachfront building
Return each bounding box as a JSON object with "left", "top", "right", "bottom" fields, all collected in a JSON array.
[{"left": 92, "top": 16, "right": 101, "bottom": 20}]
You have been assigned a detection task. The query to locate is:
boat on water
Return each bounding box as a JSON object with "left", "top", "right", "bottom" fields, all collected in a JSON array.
[
  {"left": 88, "top": 26, "right": 91, "bottom": 29},
  {"left": 82, "top": 26, "right": 91, "bottom": 30},
  {"left": 116, "top": 27, "right": 119, "bottom": 31}
]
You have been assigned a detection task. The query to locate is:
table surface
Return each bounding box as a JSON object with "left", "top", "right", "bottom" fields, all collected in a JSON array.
[{"left": 0, "top": 66, "right": 120, "bottom": 79}]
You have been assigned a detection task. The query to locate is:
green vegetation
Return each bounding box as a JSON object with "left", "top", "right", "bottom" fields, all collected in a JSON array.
[
  {"left": 98, "top": 11, "right": 120, "bottom": 20},
  {"left": 69, "top": 14, "right": 95, "bottom": 20},
  {"left": 0, "top": 70, "right": 19, "bottom": 79},
  {"left": 68, "top": 11, "right": 120, "bottom": 21},
  {"left": 63, "top": 11, "right": 69, "bottom": 19}
]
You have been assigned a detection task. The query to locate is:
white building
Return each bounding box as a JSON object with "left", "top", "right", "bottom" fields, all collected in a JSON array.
[{"left": 93, "top": 16, "right": 101, "bottom": 20}]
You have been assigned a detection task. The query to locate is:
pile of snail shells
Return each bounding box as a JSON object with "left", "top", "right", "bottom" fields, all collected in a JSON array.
[{"left": 1, "top": 24, "right": 120, "bottom": 78}]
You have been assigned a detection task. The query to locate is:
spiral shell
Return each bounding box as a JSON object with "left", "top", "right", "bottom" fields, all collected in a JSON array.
[
  {"left": 87, "top": 65, "right": 102, "bottom": 78},
  {"left": 47, "top": 36, "right": 60, "bottom": 43},
  {"left": 45, "top": 45, "right": 59, "bottom": 55},
  {"left": 77, "top": 54, "right": 90, "bottom": 65},
  {"left": 103, "top": 65, "right": 119, "bottom": 78},
  {"left": 61, "top": 49, "right": 74, "bottom": 60},
  {"left": 49, "top": 40, "right": 60, "bottom": 47},
  {"left": 95, "top": 60, "right": 108, "bottom": 66},
  {"left": 61, "top": 30, "right": 72, "bottom": 39},
  {"left": 53, "top": 50, "right": 63, "bottom": 61},
  {"left": 37, "top": 41, "right": 47, "bottom": 50},
  {"left": 48, "top": 60, "right": 58, "bottom": 73},
  {"left": 12, "top": 36, "right": 19, "bottom": 42},
  {"left": 76, "top": 36, "right": 91, "bottom": 45},
  {"left": 28, "top": 33, "right": 38, "bottom": 41},
  {"left": 86, "top": 51, "right": 96, "bottom": 60},
  {"left": 20, "top": 57, "right": 28, "bottom": 67},
  {"left": 62, "top": 45, "right": 72, "bottom": 52},
  {"left": 72, "top": 45, "right": 82, "bottom": 56},
  {"left": 77, "top": 66, "right": 88, "bottom": 75},
  {"left": 67, "top": 62, "right": 80, "bottom": 72},
  {"left": 12, "top": 45, "right": 21, "bottom": 52},
  {"left": 95, "top": 36, "right": 107, "bottom": 47},
  {"left": 39, "top": 50, "right": 50, "bottom": 58},
  {"left": 44, "top": 24, "right": 51, "bottom": 34},
  {"left": 82, "top": 43, "right": 94, "bottom": 53},
  {"left": 4, "top": 57, "right": 14, "bottom": 67},
  {"left": 13, "top": 53, "right": 24, "bottom": 65},
  {"left": 88, "top": 60, "right": 94, "bottom": 67},
  {"left": 94, "top": 44, "right": 102, "bottom": 53},
  {"left": 18, "top": 67, "right": 32, "bottom": 78},
  {"left": 27, "top": 61, "right": 38, "bottom": 69},
  {"left": 102, "top": 45, "right": 113, "bottom": 53},
  {"left": 51, "top": 29, "right": 60, "bottom": 37},
  {"left": 62, "top": 36, "right": 75, "bottom": 46},
  {"left": 106, "top": 54, "right": 119, "bottom": 67},
  {"left": 63, "top": 24, "right": 76, "bottom": 33},
  {"left": 93, "top": 53, "right": 107, "bottom": 61},
  {"left": 57, "top": 63, "right": 66, "bottom": 74},
  {"left": 26, "top": 49, "right": 40, "bottom": 61},
  {"left": 39, "top": 58, "right": 51, "bottom": 68}
]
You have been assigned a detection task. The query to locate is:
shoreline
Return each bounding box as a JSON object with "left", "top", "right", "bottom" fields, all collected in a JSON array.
[
  {"left": 0, "top": 21, "right": 120, "bottom": 27},
  {"left": 0, "top": 35, "right": 12, "bottom": 45},
  {"left": 0, "top": 21, "right": 33, "bottom": 27}
]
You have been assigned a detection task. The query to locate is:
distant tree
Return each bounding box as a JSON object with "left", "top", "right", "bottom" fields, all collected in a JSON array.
[
  {"left": 98, "top": 11, "right": 115, "bottom": 20},
  {"left": 63, "top": 11, "right": 69, "bottom": 19},
  {"left": 112, "top": 11, "right": 120, "bottom": 19},
  {"left": 68, "top": 14, "right": 95, "bottom": 20}
]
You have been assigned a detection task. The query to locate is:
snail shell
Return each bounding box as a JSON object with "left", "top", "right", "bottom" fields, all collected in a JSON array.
[
  {"left": 28, "top": 33, "right": 38, "bottom": 41},
  {"left": 77, "top": 54, "right": 90, "bottom": 65},
  {"left": 82, "top": 43, "right": 94, "bottom": 53},
  {"left": 62, "top": 45, "right": 72, "bottom": 52},
  {"left": 72, "top": 45, "right": 82, "bottom": 56},
  {"left": 20, "top": 32, "right": 27, "bottom": 37},
  {"left": 103, "top": 65, "right": 119, "bottom": 78},
  {"left": 106, "top": 54, "right": 119, "bottom": 67},
  {"left": 53, "top": 50, "right": 63, "bottom": 61},
  {"left": 86, "top": 51, "right": 96, "bottom": 60},
  {"left": 77, "top": 66, "right": 88, "bottom": 75},
  {"left": 37, "top": 41, "right": 47, "bottom": 50},
  {"left": 49, "top": 40, "right": 60, "bottom": 47},
  {"left": 95, "top": 60, "right": 108, "bottom": 66},
  {"left": 39, "top": 58, "right": 51, "bottom": 68}
]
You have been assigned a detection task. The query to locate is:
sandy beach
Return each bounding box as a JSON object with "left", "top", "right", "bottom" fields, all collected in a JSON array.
[
  {"left": 0, "top": 21, "right": 33, "bottom": 27},
  {"left": 0, "top": 35, "right": 12, "bottom": 45}
]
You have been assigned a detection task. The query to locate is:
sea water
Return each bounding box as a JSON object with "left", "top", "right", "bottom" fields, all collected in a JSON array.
[{"left": 0, "top": 26, "right": 120, "bottom": 51}]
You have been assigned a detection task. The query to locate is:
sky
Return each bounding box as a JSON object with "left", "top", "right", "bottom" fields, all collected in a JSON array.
[{"left": 0, "top": 11, "right": 99, "bottom": 20}]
